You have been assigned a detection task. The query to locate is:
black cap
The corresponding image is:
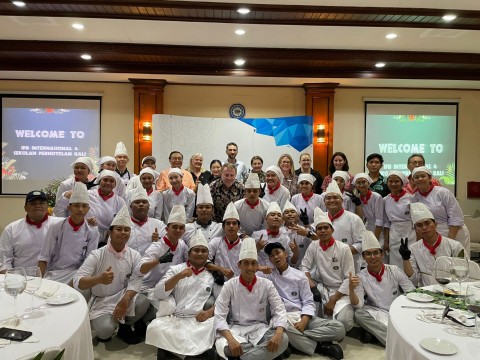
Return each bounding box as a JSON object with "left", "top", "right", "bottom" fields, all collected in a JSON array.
[
  {"left": 25, "top": 190, "right": 47, "bottom": 203},
  {"left": 264, "top": 242, "right": 285, "bottom": 255}
]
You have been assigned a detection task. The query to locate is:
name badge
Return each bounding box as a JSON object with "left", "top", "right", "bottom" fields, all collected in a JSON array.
[
  {"left": 206, "top": 287, "right": 211, "bottom": 292},
  {"left": 341, "top": 238, "right": 348, "bottom": 243},
  {"left": 291, "top": 291, "right": 298, "bottom": 297},
  {"left": 332, "top": 261, "right": 340, "bottom": 271}
]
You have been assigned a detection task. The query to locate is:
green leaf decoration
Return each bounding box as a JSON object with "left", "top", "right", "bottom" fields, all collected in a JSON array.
[
  {"left": 53, "top": 349, "right": 65, "bottom": 360},
  {"left": 33, "top": 352, "right": 45, "bottom": 360},
  {"left": 439, "top": 162, "right": 455, "bottom": 185}
]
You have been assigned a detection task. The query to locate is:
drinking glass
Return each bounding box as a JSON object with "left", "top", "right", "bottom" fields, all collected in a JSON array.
[
  {"left": 434, "top": 257, "right": 452, "bottom": 305},
  {"left": 4, "top": 267, "right": 27, "bottom": 327},
  {"left": 24, "top": 266, "right": 42, "bottom": 312},
  {"left": 450, "top": 257, "right": 470, "bottom": 295},
  {"left": 465, "top": 285, "right": 480, "bottom": 336}
]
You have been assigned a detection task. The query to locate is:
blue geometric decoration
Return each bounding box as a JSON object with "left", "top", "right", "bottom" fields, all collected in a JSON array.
[{"left": 238, "top": 116, "right": 313, "bottom": 152}]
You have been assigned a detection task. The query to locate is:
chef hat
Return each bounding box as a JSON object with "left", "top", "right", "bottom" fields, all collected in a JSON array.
[
  {"left": 69, "top": 182, "right": 89, "bottom": 204},
  {"left": 130, "top": 186, "right": 149, "bottom": 202},
  {"left": 332, "top": 171, "right": 349, "bottom": 183},
  {"left": 223, "top": 202, "right": 240, "bottom": 221},
  {"left": 196, "top": 183, "right": 213, "bottom": 205},
  {"left": 412, "top": 166, "right": 432, "bottom": 177},
  {"left": 353, "top": 173, "right": 373, "bottom": 186},
  {"left": 282, "top": 200, "right": 297, "bottom": 213},
  {"left": 387, "top": 171, "right": 408, "bottom": 186},
  {"left": 298, "top": 173, "right": 316, "bottom": 185},
  {"left": 313, "top": 207, "right": 333, "bottom": 229},
  {"left": 167, "top": 205, "right": 186, "bottom": 225},
  {"left": 325, "top": 180, "right": 343, "bottom": 197},
  {"left": 265, "top": 165, "right": 284, "bottom": 183},
  {"left": 114, "top": 142, "right": 128, "bottom": 157},
  {"left": 168, "top": 168, "right": 183, "bottom": 177},
  {"left": 139, "top": 167, "right": 156, "bottom": 179},
  {"left": 244, "top": 172, "right": 261, "bottom": 189},
  {"left": 362, "top": 231, "right": 382, "bottom": 252},
  {"left": 267, "top": 201, "right": 282, "bottom": 216},
  {"left": 189, "top": 229, "right": 209, "bottom": 250},
  {"left": 71, "top": 156, "right": 94, "bottom": 173},
  {"left": 97, "top": 169, "right": 118, "bottom": 185},
  {"left": 111, "top": 205, "right": 132, "bottom": 228},
  {"left": 410, "top": 202, "right": 434, "bottom": 225},
  {"left": 98, "top": 156, "right": 116, "bottom": 166},
  {"left": 239, "top": 237, "right": 258, "bottom": 261}
]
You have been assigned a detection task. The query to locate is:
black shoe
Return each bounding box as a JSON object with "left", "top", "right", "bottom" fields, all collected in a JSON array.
[
  {"left": 360, "top": 329, "right": 373, "bottom": 344},
  {"left": 315, "top": 342, "right": 344, "bottom": 360},
  {"left": 310, "top": 287, "right": 322, "bottom": 302},
  {"left": 283, "top": 345, "right": 292, "bottom": 358},
  {"left": 117, "top": 323, "right": 143, "bottom": 345},
  {"left": 96, "top": 336, "right": 111, "bottom": 343},
  {"left": 134, "top": 319, "right": 147, "bottom": 338},
  {"left": 157, "top": 348, "right": 172, "bottom": 360}
]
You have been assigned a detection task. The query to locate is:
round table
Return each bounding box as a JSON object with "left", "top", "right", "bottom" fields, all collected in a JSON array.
[
  {"left": 0, "top": 276, "right": 94, "bottom": 360},
  {"left": 386, "top": 287, "right": 478, "bottom": 360}
]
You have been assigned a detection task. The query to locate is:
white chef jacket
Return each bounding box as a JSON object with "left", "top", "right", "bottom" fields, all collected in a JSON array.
[
  {"left": 320, "top": 192, "right": 355, "bottom": 214},
  {"left": 260, "top": 266, "right": 316, "bottom": 317},
  {"left": 234, "top": 198, "right": 269, "bottom": 236},
  {"left": 291, "top": 193, "right": 325, "bottom": 224},
  {"left": 184, "top": 221, "right": 223, "bottom": 246},
  {"left": 139, "top": 238, "right": 188, "bottom": 292},
  {"left": 90, "top": 175, "right": 127, "bottom": 200},
  {"left": 263, "top": 185, "right": 291, "bottom": 209},
  {"left": 128, "top": 217, "right": 167, "bottom": 256},
  {"left": 88, "top": 189, "right": 126, "bottom": 239},
  {"left": 38, "top": 217, "right": 99, "bottom": 273},
  {"left": 383, "top": 192, "right": 416, "bottom": 228},
  {"left": 409, "top": 235, "right": 464, "bottom": 286},
  {"left": 360, "top": 191, "right": 384, "bottom": 231},
  {"left": 414, "top": 186, "right": 464, "bottom": 227},
  {"left": 162, "top": 187, "right": 195, "bottom": 221},
  {"left": 126, "top": 188, "right": 164, "bottom": 220},
  {"left": 0, "top": 216, "right": 63, "bottom": 271},
  {"left": 73, "top": 245, "right": 143, "bottom": 320},
  {"left": 280, "top": 227, "right": 312, "bottom": 269},
  {"left": 251, "top": 229, "right": 294, "bottom": 267},
  {"left": 117, "top": 169, "right": 136, "bottom": 187},
  {"left": 54, "top": 177, "right": 76, "bottom": 216},
  {"left": 208, "top": 236, "right": 243, "bottom": 277}
]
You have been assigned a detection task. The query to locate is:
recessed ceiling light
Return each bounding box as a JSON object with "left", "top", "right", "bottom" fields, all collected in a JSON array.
[
  {"left": 442, "top": 14, "right": 457, "bottom": 22},
  {"left": 234, "top": 59, "right": 246, "bottom": 66},
  {"left": 386, "top": 33, "right": 397, "bottom": 39},
  {"left": 12, "top": 1, "right": 26, "bottom": 7},
  {"left": 72, "top": 23, "right": 84, "bottom": 30},
  {"left": 235, "top": 29, "right": 246, "bottom": 36},
  {"left": 375, "top": 62, "right": 386, "bottom": 68},
  {"left": 237, "top": 8, "right": 250, "bottom": 15},
  {"left": 81, "top": 54, "right": 92, "bottom": 60}
]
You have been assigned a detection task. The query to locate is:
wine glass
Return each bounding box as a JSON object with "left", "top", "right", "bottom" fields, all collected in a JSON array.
[
  {"left": 465, "top": 285, "right": 480, "bottom": 336},
  {"left": 434, "top": 257, "right": 452, "bottom": 305},
  {"left": 4, "top": 267, "right": 27, "bottom": 327},
  {"left": 24, "top": 266, "right": 42, "bottom": 313},
  {"left": 450, "top": 257, "right": 470, "bottom": 295}
]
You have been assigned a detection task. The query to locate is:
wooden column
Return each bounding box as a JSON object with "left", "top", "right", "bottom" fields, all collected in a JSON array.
[
  {"left": 303, "top": 83, "right": 339, "bottom": 177},
  {"left": 129, "top": 78, "right": 167, "bottom": 174}
]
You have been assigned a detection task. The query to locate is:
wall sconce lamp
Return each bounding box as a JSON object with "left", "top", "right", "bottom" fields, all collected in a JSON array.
[
  {"left": 142, "top": 122, "right": 152, "bottom": 142},
  {"left": 316, "top": 124, "right": 326, "bottom": 143}
]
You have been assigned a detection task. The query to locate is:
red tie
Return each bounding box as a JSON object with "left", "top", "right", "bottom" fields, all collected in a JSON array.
[
  {"left": 302, "top": 192, "right": 314, "bottom": 202},
  {"left": 223, "top": 236, "right": 241, "bottom": 250},
  {"left": 268, "top": 182, "right": 280, "bottom": 194},
  {"left": 187, "top": 260, "right": 205, "bottom": 275},
  {"left": 245, "top": 199, "right": 259, "bottom": 209},
  {"left": 163, "top": 236, "right": 178, "bottom": 252},
  {"left": 360, "top": 190, "right": 372, "bottom": 205},
  {"left": 173, "top": 185, "right": 184, "bottom": 196}
]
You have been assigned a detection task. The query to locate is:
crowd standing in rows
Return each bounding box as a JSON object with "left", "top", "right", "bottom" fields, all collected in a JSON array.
[{"left": 0, "top": 141, "right": 469, "bottom": 360}]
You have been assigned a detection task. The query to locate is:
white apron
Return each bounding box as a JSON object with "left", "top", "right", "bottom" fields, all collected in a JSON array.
[
  {"left": 388, "top": 221, "right": 415, "bottom": 269},
  {"left": 88, "top": 289, "right": 137, "bottom": 320},
  {"left": 436, "top": 222, "right": 470, "bottom": 255},
  {"left": 317, "top": 283, "right": 350, "bottom": 318},
  {"left": 215, "top": 322, "right": 270, "bottom": 360},
  {"left": 364, "top": 305, "right": 389, "bottom": 327}
]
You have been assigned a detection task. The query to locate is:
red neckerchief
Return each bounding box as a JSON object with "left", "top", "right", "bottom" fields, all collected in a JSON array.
[
  {"left": 328, "top": 208, "right": 345, "bottom": 222},
  {"left": 302, "top": 191, "right": 314, "bottom": 202},
  {"left": 98, "top": 188, "right": 114, "bottom": 201},
  {"left": 418, "top": 184, "right": 434, "bottom": 197},
  {"left": 360, "top": 190, "right": 372, "bottom": 204},
  {"left": 245, "top": 198, "right": 259, "bottom": 209},
  {"left": 187, "top": 260, "right": 205, "bottom": 275},
  {"left": 131, "top": 217, "right": 148, "bottom": 226},
  {"left": 390, "top": 189, "right": 406, "bottom": 202},
  {"left": 319, "top": 237, "right": 335, "bottom": 251},
  {"left": 267, "top": 229, "right": 279, "bottom": 237},
  {"left": 172, "top": 185, "right": 184, "bottom": 196},
  {"left": 268, "top": 182, "right": 280, "bottom": 194},
  {"left": 239, "top": 275, "right": 257, "bottom": 292},
  {"left": 25, "top": 213, "right": 48, "bottom": 229},
  {"left": 163, "top": 236, "right": 178, "bottom": 252},
  {"left": 223, "top": 236, "right": 241, "bottom": 250},
  {"left": 68, "top": 217, "right": 84, "bottom": 232},
  {"left": 423, "top": 234, "right": 442, "bottom": 255},
  {"left": 146, "top": 188, "right": 154, "bottom": 196},
  {"left": 368, "top": 264, "right": 385, "bottom": 283},
  {"left": 74, "top": 176, "right": 81, "bottom": 182}
]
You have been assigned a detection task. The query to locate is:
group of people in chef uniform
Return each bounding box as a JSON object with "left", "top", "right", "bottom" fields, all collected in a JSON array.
[{"left": 0, "top": 141, "right": 470, "bottom": 360}]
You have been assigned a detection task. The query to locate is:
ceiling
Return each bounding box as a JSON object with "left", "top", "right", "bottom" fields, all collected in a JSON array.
[{"left": 0, "top": 0, "right": 480, "bottom": 88}]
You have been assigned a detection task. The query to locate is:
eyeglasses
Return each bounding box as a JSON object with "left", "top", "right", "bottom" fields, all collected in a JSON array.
[
  {"left": 409, "top": 160, "right": 424, "bottom": 166},
  {"left": 364, "top": 250, "right": 382, "bottom": 257}
]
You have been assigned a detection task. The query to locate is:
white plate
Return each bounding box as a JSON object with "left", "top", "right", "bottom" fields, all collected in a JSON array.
[
  {"left": 406, "top": 293, "right": 434, "bottom": 302},
  {"left": 420, "top": 338, "right": 458, "bottom": 355},
  {"left": 46, "top": 293, "right": 78, "bottom": 305}
]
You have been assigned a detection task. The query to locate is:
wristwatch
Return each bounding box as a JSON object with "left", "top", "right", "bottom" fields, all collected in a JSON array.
[{"left": 307, "top": 230, "right": 315, "bottom": 238}]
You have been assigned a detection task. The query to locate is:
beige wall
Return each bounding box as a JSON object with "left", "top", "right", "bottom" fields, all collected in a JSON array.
[{"left": 1, "top": 81, "right": 480, "bottom": 230}]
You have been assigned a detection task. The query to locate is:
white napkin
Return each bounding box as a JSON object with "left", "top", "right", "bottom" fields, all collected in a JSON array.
[
  {"left": 0, "top": 319, "right": 39, "bottom": 347},
  {"left": 34, "top": 283, "right": 60, "bottom": 298},
  {"left": 448, "top": 310, "right": 476, "bottom": 327}
]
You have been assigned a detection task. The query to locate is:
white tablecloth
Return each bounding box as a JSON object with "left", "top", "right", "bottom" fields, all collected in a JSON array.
[
  {"left": 0, "top": 276, "right": 94, "bottom": 360},
  {"left": 386, "top": 287, "right": 478, "bottom": 360}
]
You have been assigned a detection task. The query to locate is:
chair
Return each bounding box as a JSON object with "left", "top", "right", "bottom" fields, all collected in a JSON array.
[
  {"left": 464, "top": 215, "right": 480, "bottom": 260},
  {"left": 467, "top": 260, "right": 480, "bottom": 281}
]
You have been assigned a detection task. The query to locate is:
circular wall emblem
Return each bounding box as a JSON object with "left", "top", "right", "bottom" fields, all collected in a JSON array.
[{"left": 229, "top": 103, "right": 246, "bottom": 119}]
